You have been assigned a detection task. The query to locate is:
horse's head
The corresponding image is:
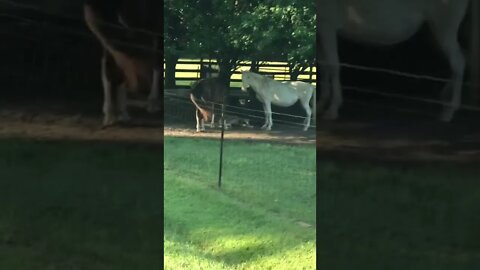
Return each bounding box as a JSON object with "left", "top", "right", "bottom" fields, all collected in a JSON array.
[{"left": 240, "top": 71, "right": 250, "bottom": 92}]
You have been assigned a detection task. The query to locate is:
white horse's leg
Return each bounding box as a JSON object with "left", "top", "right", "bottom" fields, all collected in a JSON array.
[
  {"left": 265, "top": 102, "right": 273, "bottom": 131},
  {"left": 117, "top": 82, "right": 131, "bottom": 122},
  {"left": 201, "top": 118, "right": 205, "bottom": 131},
  {"left": 261, "top": 103, "right": 269, "bottom": 129},
  {"left": 301, "top": 97, "right": 312, "bottom": 131},
  {"left": 147, "top": 68, "right": 160, "bottom": 113},
  {"left": 319, "top": 26, "right": 342, "bottom": 120},
  {"left": 101, "top": 54, "right": 115, "bottom": 126},
  {"left": 195, "top": 109, "right": 202, "bottom": 132},
  {"left": 210, "top": 104, "right": 216, "bottom": 128},
  {"left": 430, "top": 20, "right": 466, "bottom": 122}
]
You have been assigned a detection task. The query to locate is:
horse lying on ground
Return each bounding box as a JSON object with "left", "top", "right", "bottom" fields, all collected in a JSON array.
[
  {"left": 84, "top": 0, "right": 161, "bottom": 127},
  {"left": 241, "top": 71, "right": 316, "bottom": 131},
  {"left": 189, "top": 77, "right": 230, "bottom": 132},
  {"left": 317, "top": 0, "right": 470, "bottom": 122}
]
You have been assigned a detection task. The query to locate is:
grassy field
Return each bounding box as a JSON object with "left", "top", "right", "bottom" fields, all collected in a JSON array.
[
  {"left": 5, "top": 132, "right": 476, "bottom": 269},
  {"left": 318, "top": 159, "right": 480, "bottom": 269},
  {"left": 164, "top": 136, "right": 316, "bottom": 269},
  {"left": 0, "top": 138, "right": 162, "bottom": 269}
]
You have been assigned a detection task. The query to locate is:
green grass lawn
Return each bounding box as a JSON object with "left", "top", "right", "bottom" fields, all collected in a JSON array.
[
  {"left": 318, "top": 160, "right": 480, "bottom": 269},
  {"left": 6, "top": 134, "right": 475, "bottom": 269},
  {"left": 164, "top": 137, "right": 316, "bottom": 269},
  {"left": 0, "top": 138, "right": 162, "bottom": 269}
]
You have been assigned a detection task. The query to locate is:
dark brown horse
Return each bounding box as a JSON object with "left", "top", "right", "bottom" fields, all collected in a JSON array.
[
  {"left": 189, "top": 77, "right": 229, "bottom": 132},
  {"left": 84, "top": 0, "right": 162, "bottom": 126}
]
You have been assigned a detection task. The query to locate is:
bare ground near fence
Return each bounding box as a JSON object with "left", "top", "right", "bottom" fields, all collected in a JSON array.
[
  {"left": 1, "top": 99, "right": 480, "bottom": 165},
  {"left": 0, "top": 100, "right": 316, "bottom": 146},
  {"left": 164, "top": 124, "right": 316, "bottom": 146},
  {"left": 0, "top": 101, "right": 164, "bottom": 144},
  {"left": 317, "top": 100, "right": 480, "bottom": 167}
]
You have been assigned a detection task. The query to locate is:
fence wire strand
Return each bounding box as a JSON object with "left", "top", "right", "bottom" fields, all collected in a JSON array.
[
  {"left": 3, "top": 0, "right": 480, "bottom": 117},
  {"left": 0, "top": 0, "right": 162, "bottom": 37},
  {"left": 165, "top": 93, "right": 316, "bottom": 129}
]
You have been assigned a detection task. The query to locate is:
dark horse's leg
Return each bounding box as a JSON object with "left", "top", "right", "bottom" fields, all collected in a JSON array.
[
  {"left": 210, "top": 103, "right": 216, "bottom": 128},
  {"left": 429, "top": 10, "right": 466, "bottom": 122},
  {"left": 318, "top": 24, "right": 341, "bottom": 120},
  {"left": 195, "top": 109, "right": 205, "bottom": 132}
]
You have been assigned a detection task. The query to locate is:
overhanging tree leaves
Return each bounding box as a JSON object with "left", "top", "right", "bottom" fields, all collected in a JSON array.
[
  {"left": 234, "top": 1, "right": 315, "bottom": 79},
  {"left": 164, "top": 0, "right": 315, "bottom": 85}
]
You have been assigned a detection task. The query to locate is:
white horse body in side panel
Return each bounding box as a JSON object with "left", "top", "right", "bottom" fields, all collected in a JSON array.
[
  {"left": 241, "top": 71, "right": 315, "bottom": 131},
  {"left": 318, "top": 0, "right": 471, "bottom": 122}
]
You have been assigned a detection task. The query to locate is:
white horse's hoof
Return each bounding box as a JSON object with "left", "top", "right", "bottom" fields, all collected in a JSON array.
[{"left": 103, "top": 116, "right": 116, "bottom": 127}]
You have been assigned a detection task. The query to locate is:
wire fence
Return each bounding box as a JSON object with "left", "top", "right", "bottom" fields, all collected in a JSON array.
[
  {"left": 7, "top": 0, "right": 478, "bottom": 115},
  {"left": 164, "top": 90, "right": 317, "bottom": 129},
  {"left": 163, "top": 86, "right": 316, "bottom": 215},
  {"left": 317, "top": 59, "right": 480, "bottom": 114},
  {"left": 0, "top": 0, "right": 163, "bottom": 56},
  {"left": 0, "top": 19, "right": 102, "bottom": 102},
  {"left": 3, "top": 0, "right": 479, "bottom": 198}
]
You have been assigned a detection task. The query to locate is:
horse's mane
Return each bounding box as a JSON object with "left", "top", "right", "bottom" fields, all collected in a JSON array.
[{"left": 245, "top": 71, "right": 274, "bottom": 85}]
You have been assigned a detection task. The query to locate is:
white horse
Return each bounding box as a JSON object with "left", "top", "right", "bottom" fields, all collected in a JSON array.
[
  {"left": 318, "top": 0, "right": 471, "bottom": 122},
  {"left": 241, "top": 71, "right": 316, "bottom": 131}
]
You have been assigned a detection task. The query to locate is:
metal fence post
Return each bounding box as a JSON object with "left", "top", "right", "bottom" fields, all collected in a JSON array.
[{"left": 218, "top": 88, "right": 226, "bottom": 188}]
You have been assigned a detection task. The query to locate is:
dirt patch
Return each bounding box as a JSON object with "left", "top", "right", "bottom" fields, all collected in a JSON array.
[
  {"left": 0, "top": 103, "right": 163, "bottom": 144},
  {"left": 2, "top": 100, "right": 480, "bottom": 166},
  {"left": 0, "top": 101, "right": 314, "bottom": 145},
  {"left": 316, "top": 118, "right": 480, "bottom": 165},
  {"left": 164, "top": 124, "right": 315, "bottom": 145}
]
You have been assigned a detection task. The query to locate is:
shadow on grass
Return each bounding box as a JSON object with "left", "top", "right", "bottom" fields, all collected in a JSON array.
[
  {"left": 165, "top": 220, "right": 314, "bottom": 268},
  {"left": 317, "top": 116, "right": 480, "bottom": 167},
  {"left": 316, "top": 121, "right": 480, "bottom": 269},
  {"left": 0, "top": 137, "right": 163, "bottom": 269}
]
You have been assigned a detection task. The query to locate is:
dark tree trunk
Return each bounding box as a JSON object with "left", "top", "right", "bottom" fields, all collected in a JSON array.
[
  {"left": 164, "top": 54, "right": 178, "bottom": 89},
  {"left": 290, "top": 69, "right": 300, "bottom": 81},
  {"left": 289, "top": 63, "right": 306, "bottom": 81},
  {"left": 250, "top": 60, "right": 259, "bottom": 72},
  {"left": 217, "top": 57, "right": 238, "bottom": 86}
]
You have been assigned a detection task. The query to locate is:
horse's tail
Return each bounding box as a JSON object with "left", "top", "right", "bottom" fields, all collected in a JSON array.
[
  {"left": 84, "top": 3, "right": 140, "bottom": 91},
  {"left": 84, "top": 4, "right": 117, "bottom": 55},
  {"left": 190, "top": 93, "right": 211, "bottom": 120}
]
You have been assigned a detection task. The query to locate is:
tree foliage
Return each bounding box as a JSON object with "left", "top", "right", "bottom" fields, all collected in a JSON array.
[{"left": 164, "top": 0, "right": 315, "bottom": 78}]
